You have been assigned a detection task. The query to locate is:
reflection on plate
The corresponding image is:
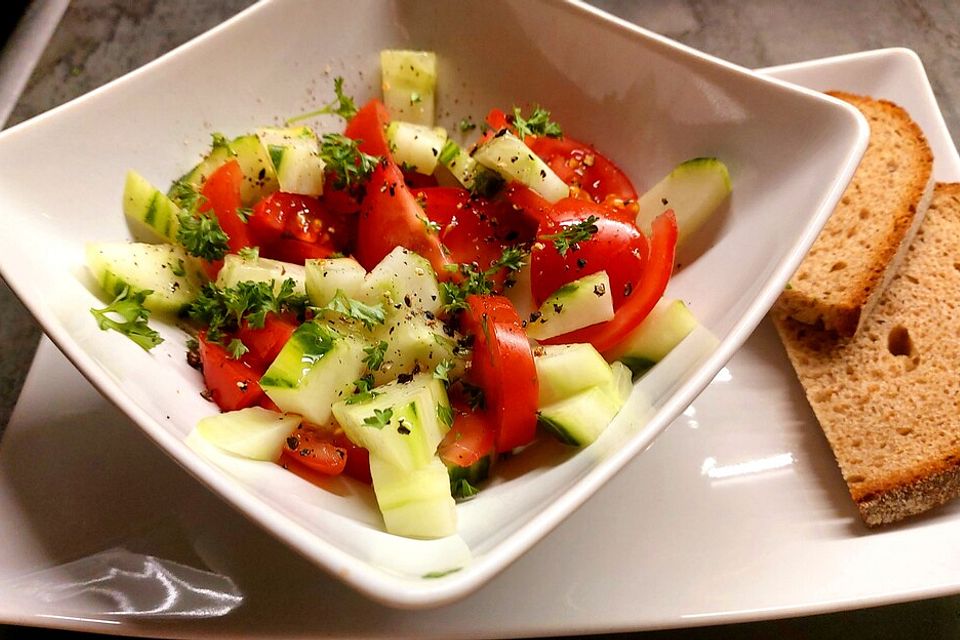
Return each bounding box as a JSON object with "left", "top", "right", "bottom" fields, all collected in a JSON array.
[{"left": 1, "top": 48, "right": 958, "bottom": 637}]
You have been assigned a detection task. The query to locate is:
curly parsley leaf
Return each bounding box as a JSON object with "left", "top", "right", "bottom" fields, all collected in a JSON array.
[
  {"left": 176, "top": 206, "right": 229, "bottom": 261},
  {"left": 512, "top": 105, "right": 563, "bottom": 139},
  {"left": 89, "top": 286, "right": 163, "bottom": 351},
  {"left": 186, "top": 278, "right": 307, "bottom": 342},
  {"left": 363, "top": 340, "right": 388, "bottom": 371},
  {"left": 440, "top": 246, "right": 529, "bottom": 313},
  {"left": 433, "top": 359, "right": 455, "bottom": 385},
  {"left": 286, "top": 76, "right": 359, "bottom": 125},
  {"left": 319, "top": 133, "right": 379, "bottom": 190},
  {"left": 363, "top": 407, "right": 393, "bottom": 429},
  {"left": 238, "top": 246, "right": 260, "bottom": 261},
  {"left": 451, "top": 478, "right": 480, "bottom": 500},
  {"left": 437, "top": 403, "right": 454, "bottom": 428},
  {"left": 323, "top": 290, "right": 385, "bottom": 330},
  {"left": 345, "top": 375, "right": 380, "bottom": 405},
  {"left": 542, "top": 215, "right": 599, "bottom": 256},
  {"left": 227, "top": 338, "right": 249, "bottom": 359}
]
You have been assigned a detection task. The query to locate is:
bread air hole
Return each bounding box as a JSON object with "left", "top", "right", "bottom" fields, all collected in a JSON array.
[{"left": 887, "top": 324, "right": 913, "bottom": 358}]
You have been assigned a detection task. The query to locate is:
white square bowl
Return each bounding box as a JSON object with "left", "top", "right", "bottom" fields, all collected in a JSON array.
[{"left": 0, "top": 0, "right": 867, "bottom": 608}]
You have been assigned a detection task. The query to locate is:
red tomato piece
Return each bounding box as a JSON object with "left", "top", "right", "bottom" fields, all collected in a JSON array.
[
  {"left": 344, "top": 99, "right": 392, "bottom": 158},
  {"left": 531, "top": 198, "right": 649, "bottom": 309},
  {"left": 503, "top": 182, "right": 554, "bottom": 228},
  {"left": 438, "top": 406, "right": 496, "bottom": 468},
  {"left": 249, "top": 192, "right": 352, "bottom": 263},
  {"left": 355, "top": 160, "right": 454, "bottom": 277},
  {"left": 236, "top": 313, "right": 298, "bottom": 370},
  {"left": 268, "top": 237, "right": 334, "bottom": 263},
  {"left": 461, "top": 295, "right": 539, "bottom": 453},
  {"left": 282, "top": 425, "right": 347, "bottom": 476},
  {"left": 528, "top": 135, "right": 638, "bottom": 204},
  {"left": 198, "top": 331, "right": 264, "bottom": 412},
  {"left": 199, "top": 159, "right": 251, "bottom": 253},
  {"left": 544, "top": 210, "right": 678, "bottom": 352},
  {"left": 334, "top": 432, "right": 372, "bottom": 484}
]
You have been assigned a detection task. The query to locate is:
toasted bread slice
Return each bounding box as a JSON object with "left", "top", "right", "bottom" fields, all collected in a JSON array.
[
  {"left": 777, "top": 92, "right": 934, "bottom": 336},
  {"left": 773, "top": 183, "right": 960, "bottom": 526}
]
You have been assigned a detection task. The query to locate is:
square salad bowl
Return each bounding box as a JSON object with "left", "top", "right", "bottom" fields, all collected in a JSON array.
[{"left": 0, "top": 0, "right": 868, "bottom": 608}]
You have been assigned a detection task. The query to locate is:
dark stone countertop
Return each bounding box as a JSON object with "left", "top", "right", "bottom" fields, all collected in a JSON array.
[{"left": 1, "top": 1, "right": 959, "bottom": 638}]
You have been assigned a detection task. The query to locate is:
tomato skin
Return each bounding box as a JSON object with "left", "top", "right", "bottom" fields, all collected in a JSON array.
[
  {"left": 461, "top": 295, "right": 539, "bottom": 453},
  {"left": 503, "top": 182, "right": 554, "bottom": 228},
  {"left": 236, "top": 313, "right": 298, "bottom": 370},
  {"left": 344, "top": 99, "right": 392, "bottom": 158},
  {"left": 528, "top": 136, "right": 637, "bottom": 203},
  {"left": 355, "top": 160, "right": 454, "bottom": 277},
  {"left": 282, "top": 425, "right": 347, "bottom": 476},
  {"left": 200, "top": 160, "right": 251, "bottom": 253},
  {"left": 198, "top": 331, "right": 264, "bottom": 412},
  {"left": 438, "top": 406, "right": 496, "bottom": 468},
  {"left": 249, "top": 192, "right": 352, "bottom": 263},
  {"left": 335, "top": 433, "right": 372, "bottom": 484},
  {"left": 544, "top": 210, "right": 678, "bottom": 352},
  {"left": 531, "top": 198, "right": 649, "bottom": 309}
]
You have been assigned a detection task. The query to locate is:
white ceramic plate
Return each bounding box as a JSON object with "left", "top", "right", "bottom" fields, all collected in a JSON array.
[
  {"left": 0, "top": 48, "right": 954, "bottom": 638},
  {"left": 0, "top": 0, "right": 865, "bottom": 608}
]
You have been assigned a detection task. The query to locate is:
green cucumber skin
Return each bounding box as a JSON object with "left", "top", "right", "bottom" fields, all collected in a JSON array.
[
  {"left": 620, "top": 356, "right": 657, "bottom": 377},
  {"left": 537, "top": 413, "right": 582, "bottom": 446},
  {"left": 123, "top": 171, "right": 181, "bottom": 243},
  {"left": 259, "top": 323, "right": 338, "bottom": 389}
]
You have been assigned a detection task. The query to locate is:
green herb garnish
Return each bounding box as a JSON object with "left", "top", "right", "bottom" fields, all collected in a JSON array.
[
  {"left": 322, "top": 290, "right": 386, "bottom": 330},
  {"left": 227, "top": 338, "right": 249, "bottom": 359},
  {"left": 319, "top": 133, "right": 379, "bottom": 190},
  {"left": 345, "top": 374, "right": 379, "bottom": 405},
  {"left": 89, "top": 286, "right": 163, "bottom": 351},
  {"left": 286, "top": 76, "right": 359, "bottom": 124},
  {"left": 433, "top": 359, "right": 455, "bottom": 385},
  {"left": 186, "top": 278, "right": 307, "bottom": 342},
  {"left": 363, "top": 340, "right": 388, "bottom": 371},
  {"left": 450, "top": 478, "right": 480, "bottom": 500},
  {"left": 542, "top": 215, "right": 599, "bottom": 256},
  {"left": 364, "top": 408, "right": 393, "bottom": 429},
  {"left": 512, "top": 105, "right": 563, "bottom": 139}
]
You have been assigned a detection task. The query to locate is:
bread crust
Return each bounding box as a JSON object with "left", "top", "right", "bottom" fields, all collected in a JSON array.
[
  {"left": 774, "top": 183, "right": 960, "bottom": 526},
  {"left": 776, "top": 92, "right": 934, "bottom": 337}
]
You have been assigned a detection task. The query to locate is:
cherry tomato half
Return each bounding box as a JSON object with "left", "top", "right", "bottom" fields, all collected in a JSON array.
[
  {"left": 528, "top": 135, "right": 638, "bottom": 204},
  {"left": 530, "top": 198, "right": 649, "bottom": 309},
  {"left": 544, "top": 210, "right": 678, "bottom": 352},
  {"left": 282, "top": 424, "right": 347, "bottom": 476},
  {"left": 198, "top": 331, "right": 264, "bottom": 412}
]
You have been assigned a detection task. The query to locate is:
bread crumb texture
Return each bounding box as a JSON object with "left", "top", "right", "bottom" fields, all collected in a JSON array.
[
  {"left": 778, "top": 92, "right": 933, "bottom": 336},
  {"left": 774, "top": 183, "right": 960, "bottom": 526}
]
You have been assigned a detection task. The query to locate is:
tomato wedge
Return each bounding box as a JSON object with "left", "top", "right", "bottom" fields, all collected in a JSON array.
[
  {"left": 543, "top": 210, "right": 678, "bottom": 352},
  {"left": 528, "top": 135, "right": 637, "bottom": 203},
  {"left": 198, "top": 331, "right": 264, "bottom": 412},
  {"left": 530, "top": 198, "right": 649, "bottom": 309},
  {"left": 461, "top": 295, "right": 538, "bottom": 453},
  {"left": 199, "top": 159, "right": 251, "bottom": 253},
  {"left": 344, "top": 98, "right": 392, "bottom": 158},
  {"left": 438, "top": 406, "right": 496, "bottom": 468},
  {"left": 355, "top": 160, "right": 454, "bottom": 277},
  {"left": 236, "top": 313, "right": 298, "bottom": 370},
  {"left": 282, "top": 424, "right": 347, "bottom": 476}
]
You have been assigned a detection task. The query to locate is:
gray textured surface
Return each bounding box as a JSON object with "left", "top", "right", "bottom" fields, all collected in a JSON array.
[{"left": 2, "top": 1, "right": 960, "bottom": 637}]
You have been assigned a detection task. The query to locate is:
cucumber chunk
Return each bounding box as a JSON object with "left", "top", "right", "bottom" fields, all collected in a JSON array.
[
  {"left": 123, "top": 170, "right": 181, "bottom": 242},
  {"left": 386, "top": 121, "right": 447, "bottom": 175},
  {"left": 611, "top": 361, "right": 634, "bottom": 404},
  {"left": 369, "top": 455, "right": 457, "bottom": 539},
  {"left": 473, "top": 131, "right": 569, "bottom": 203},
  {"left": 194, "top": 407, "right": 301, "bottom": 461},
  {"left": 636, "top": 157, "right": 731, "bottom": 246},
  {"left": 380, "top": 50, "right": 437, "bottom": 126},
  {"left": 256, "top": 126, "right": 325, "bottom": 196},
  {"left": 260, "top": 322, "right": 367, "bottom": 426},
  {"left": 370, "top": 310, "right": 463, "bottom": 386},
  {"left": 85, "top": 242, "right": 202, "bottom": 314},
  {"left": 538, "top": 385, "right": 623, "bottom": 447},
  {"left": 305, "top": 257, "right": 366, "bottom": 307},
  {"left": 216, "top": 253, "right": 307, "bottom": 296},
  {"left": 534, "top": 343, "right": 616, "bottom": 407},
  {"left": 604, "top": 297, "right": 699, "bottom": 376},
  {"left": 174, "top": 134, "right": 279, "bottom": 206},
  {"left": 525, "top": 271, "right": 614, "bottom": 341},
  {"left": 360, "top": 246, "right": 442, "bottom": 316},
  {"left": 437, "top": 139, "right": 488, "bottom": 192},
  {"left": 332, "top": 373, "right": 450, "bottom": 472}
]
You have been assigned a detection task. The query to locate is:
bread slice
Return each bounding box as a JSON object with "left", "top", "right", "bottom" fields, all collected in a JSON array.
[
  {"left": 773, "top": 183, "right": 960, "bottom": 526},
  {"left": 777, "top": 92, "right": 934, "bottom": 336}
]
